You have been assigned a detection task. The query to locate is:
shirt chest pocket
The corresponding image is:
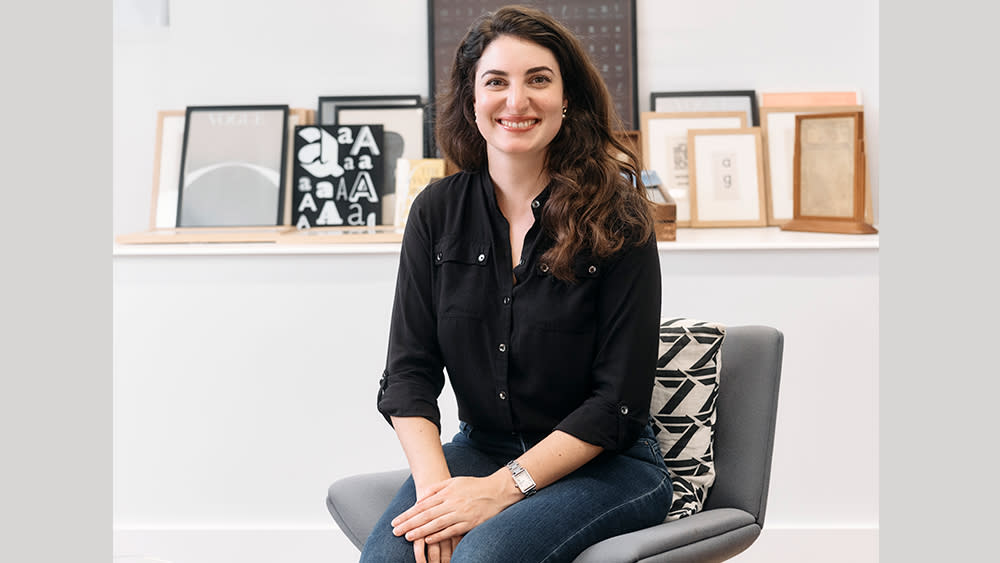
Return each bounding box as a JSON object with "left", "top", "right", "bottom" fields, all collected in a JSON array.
[
  {"left": 535, "top": 258, "right": 602, "bottom": 333},
  {"left": 433, "top": 236, "right": 492, "bottom": 319}
]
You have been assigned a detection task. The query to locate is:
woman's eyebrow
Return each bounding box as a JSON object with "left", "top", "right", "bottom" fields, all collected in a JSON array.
[{"left": 479, "top": 66, "right": 555, "bottom": 79}]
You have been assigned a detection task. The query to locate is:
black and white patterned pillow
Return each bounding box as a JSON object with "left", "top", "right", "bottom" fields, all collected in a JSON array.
[{"left": 650, "top": 317, "right": 726, "bottom": 521}]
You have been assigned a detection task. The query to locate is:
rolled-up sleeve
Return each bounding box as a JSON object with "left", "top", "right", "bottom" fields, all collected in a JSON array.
[
  {"left": 376, "top": 192, "right": 446, "bottom": 431},
  {"left": 553, "top": 234, "right": 662, "bottom": 451}
]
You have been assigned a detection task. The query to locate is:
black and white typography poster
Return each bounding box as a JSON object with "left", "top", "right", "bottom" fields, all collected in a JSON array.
[{"left": 291, "top": 125, "right": 385, "bottom": 229}]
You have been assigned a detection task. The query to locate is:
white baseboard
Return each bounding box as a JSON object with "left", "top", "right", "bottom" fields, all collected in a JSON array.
[{"left": 114, "top": 526, "right": 878, "bottom": 563}]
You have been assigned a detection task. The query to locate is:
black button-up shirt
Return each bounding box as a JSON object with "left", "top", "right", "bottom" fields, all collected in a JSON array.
[{"left": 376, "top": 170, "right": 661, "bottom": 452}]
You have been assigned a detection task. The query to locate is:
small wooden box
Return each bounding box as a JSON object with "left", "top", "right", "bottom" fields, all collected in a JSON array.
[{"left": 651, "top": 192, "right": 677, "bottom": 242}]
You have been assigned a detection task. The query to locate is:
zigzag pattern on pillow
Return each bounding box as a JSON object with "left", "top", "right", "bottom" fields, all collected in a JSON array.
[{"left": 650, "top": 318, "right": 725, "bottom": 521}]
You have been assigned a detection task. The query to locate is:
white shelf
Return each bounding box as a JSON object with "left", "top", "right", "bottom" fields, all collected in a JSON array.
[{"left": 111, "top": 227, "right": 878, "bottom": 257}]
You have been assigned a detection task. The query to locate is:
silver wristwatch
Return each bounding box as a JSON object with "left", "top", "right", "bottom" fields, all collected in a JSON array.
[{"left": 506, "top": 460, "right": 537, "bottom": 497}]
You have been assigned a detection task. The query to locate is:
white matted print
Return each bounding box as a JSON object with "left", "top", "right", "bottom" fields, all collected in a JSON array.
[
  {"left": 759, "top": 104, "right": 863, "bottom": 225},
  {"left": 150, "top": 110, "right": 185, "bottom": 228},
  {"left": 335, "top": 104, "right": 427, "bottom": 224},
  {"left": 640, "top": 111, "right": 746, "bottom": 226},
  {"left": 687, "top": 128, "right": 767, "bottom": 227}
]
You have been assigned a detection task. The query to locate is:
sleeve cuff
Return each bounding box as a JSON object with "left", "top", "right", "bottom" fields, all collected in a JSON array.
[
  {"left": 554, "top": 398, "right": 647, "bottom": 452},
  {"left": 376, "top": 371, "right": 443, "bottom": 432}
]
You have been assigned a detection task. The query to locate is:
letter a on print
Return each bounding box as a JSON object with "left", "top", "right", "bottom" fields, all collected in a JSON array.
[
  {"left": 316, "top": 201, "right": 344, "bottom": 225},
  {"left": 348, "top": 171, "right": 379, "bottom": 203},
  {"left": 350, "top": 125, "right": 381, "bottom": 156},
  {"left": 298, "top": 192, "right": 318, "bottom": 212},
  {"left": 297, "top": 126, "right": 345, "bottom": 178}
]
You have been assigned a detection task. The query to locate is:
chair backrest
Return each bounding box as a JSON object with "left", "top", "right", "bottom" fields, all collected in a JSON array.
[{"left": 702, "top": 325, "right": 783, "bottom": 526}]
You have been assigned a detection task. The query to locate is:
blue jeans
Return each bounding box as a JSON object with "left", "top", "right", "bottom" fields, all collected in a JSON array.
[{"left": 360, "top": 421, "right": 673, "bottom": 563}]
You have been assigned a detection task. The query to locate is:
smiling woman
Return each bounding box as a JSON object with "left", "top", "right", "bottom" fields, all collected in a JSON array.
[{"left": 361, "top": 5, "right": 666, "bottom": 563}]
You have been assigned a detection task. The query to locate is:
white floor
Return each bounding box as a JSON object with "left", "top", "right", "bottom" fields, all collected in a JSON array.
[{"left": 114, "top": 527, "right": 878, "bottom": 562}]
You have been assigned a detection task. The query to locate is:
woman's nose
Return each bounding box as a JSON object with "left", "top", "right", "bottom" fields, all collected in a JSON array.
[{"left": 506, "top": 86, "right": 529, "bottom": 112}]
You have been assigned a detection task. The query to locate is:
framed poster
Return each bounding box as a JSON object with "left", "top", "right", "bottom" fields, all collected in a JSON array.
[
  {"left": 782, "top": 112, "right": 876, "bottom": 234},
  {"left": 317, "top": 95, "right": 422, "bottom": 126},
  {"left": 686, "top": 128, "right": 767, "bottom": 228},
  {"left": 335, "top": 104, "right": 428, "bottom": 224},
  {"left": 640, "top": 111, "right": 746, "bottom": 226},
  {"left": 759, "top": 104, "right": 863, "bottom": 225},
  {"left": 291, "top": 124, "right": 385, "bottom": 229},
  {"left": 394, "top": 158, "right": 446, "bottom": 228},
  {"left": 650, "top": 90, "right": 759, "bottom": 127},
  {"left": 428, "top": 0, "right": 638, "bottom": 130},
  {"left": 176, "top": 105, "right": 290, "bottom": 227}
]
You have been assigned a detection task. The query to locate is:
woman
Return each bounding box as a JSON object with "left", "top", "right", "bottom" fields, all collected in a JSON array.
[{"left": 363, "top": 5, "right": 671, "bottom": 562}]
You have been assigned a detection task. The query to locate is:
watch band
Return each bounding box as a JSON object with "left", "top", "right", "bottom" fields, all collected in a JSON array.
[{"left": 506, "top": 460, "right": 537, "bottom": 497}]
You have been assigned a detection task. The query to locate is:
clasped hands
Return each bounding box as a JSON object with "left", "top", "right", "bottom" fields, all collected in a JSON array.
[{"left": 392, "top": 472, "right": 517, "bottom": 563}]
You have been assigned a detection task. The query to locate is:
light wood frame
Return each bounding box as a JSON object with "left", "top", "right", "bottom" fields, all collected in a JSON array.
[
  {"left": 781, "top": 111, "right": 877, "bottom": 234},
  {"left": 148, "top": 109, "right": 186, "bottom": 229},
  {"left": 640, "top": 111, "right": 747, "bottom": 226},
  {"left": 759, "top": 105, "right": 864, "bottom": 226},
  {"left": 687, "top": 128, "right": 767, "bottom": 228}
]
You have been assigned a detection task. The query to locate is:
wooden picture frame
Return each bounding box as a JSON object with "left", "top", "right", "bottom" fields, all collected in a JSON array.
[
  {"left": 782, "top": 111, "right": 877, "bottom": 234},
  {"left": 176, "top": 105, "right": 290, "bottom": 228},
  {"left": 650, "top": 90, "right": 759, "bottom": 126},
  {"left": 687, "top": 128, "right": 767, "bottom": 228},
  {"left": 759, "top": 104, "right": 863, "bottom": 226},
  {"left": 334, "top": 104, "right": 429, "bottom": 225},
  {"left": 640, "top": 111, "right": 747, "bottom": 226},
  {"left": 148, "top": 109, "right": 186, "bottom": 229},
  {"left": 427, "top": 0, "right": 638, "bottom": 130}
]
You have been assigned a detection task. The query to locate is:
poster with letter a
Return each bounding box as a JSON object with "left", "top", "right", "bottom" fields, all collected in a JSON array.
[{"left": 291, "top": 125, "right": 385, "bottom": 228}]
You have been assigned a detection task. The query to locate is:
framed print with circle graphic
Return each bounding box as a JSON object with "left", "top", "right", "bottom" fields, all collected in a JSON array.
[
  {"left": 686, "top": 128, "right": 767, "bottom": 228},
  {"left": 176, "top": 105, "right": 290, "bottom": 227}
]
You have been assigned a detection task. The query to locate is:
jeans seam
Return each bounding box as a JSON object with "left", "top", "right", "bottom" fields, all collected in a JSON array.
[{"left": 538, "top": 471, "right": 673, "bottom": 563}]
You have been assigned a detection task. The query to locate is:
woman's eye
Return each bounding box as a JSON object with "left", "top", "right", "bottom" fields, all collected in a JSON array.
[
  {"left": 485, "top": 78, "right": 504, "bottom": 87},
  {"left": 530, "top": 75, "right": 552, "bottom": 84}
]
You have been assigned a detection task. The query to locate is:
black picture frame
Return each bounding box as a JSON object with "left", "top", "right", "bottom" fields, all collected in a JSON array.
[
  {"left": 317, "top": 95, "right": 422, "bottom": 126},
  {"left": 176, "top": 105, "right": 290, "bottom": 227},
  {"left": 333, "top": 104, "right": 430, "bottom": 225},
  {"left": 650, "top": 90, "right": 760, "bottom": 127},
  {"left": 427, "top": 0, "right": 638, "bottom": 132}
]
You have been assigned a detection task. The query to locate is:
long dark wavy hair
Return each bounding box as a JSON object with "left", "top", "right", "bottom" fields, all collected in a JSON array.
[{"left": 434, "top": 4, "right": 654, "bottom": 282}]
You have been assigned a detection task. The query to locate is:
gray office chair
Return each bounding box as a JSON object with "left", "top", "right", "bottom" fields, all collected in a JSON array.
[{"left": 327, "top": 325, "right": 783, "bottom": 562}]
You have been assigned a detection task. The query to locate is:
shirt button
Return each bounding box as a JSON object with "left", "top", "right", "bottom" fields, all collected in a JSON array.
[
  {"left": 531, "top": 200, "right": 540, "bottom": 209},
  {"left": 498, "top": 391, "right": 507, "bottom": 400},
  {"left": 477, "top": 253, "right": 486, "bottom": 262},
  {"left": 435, "top": 252, "right": 442, "bottom": 262},
  {"left": 498, "top": 343, "right": 507, "bottom": 352},
  {"left": 619, "top": 405, "right": 629, "bottom": 415},
  {"left": 503, "top": 296, "right": 511, "bottom": 304},
  {"left": 588, "top": 265, "right": 597, "bottom": 274},
  {"left": 539, "top": 263, "right": 550, "bottom": 273}
]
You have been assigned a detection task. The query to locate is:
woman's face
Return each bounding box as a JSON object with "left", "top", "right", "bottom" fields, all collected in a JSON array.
[{"left": 473, "top": 35, "right": 567, "bottom": 162}]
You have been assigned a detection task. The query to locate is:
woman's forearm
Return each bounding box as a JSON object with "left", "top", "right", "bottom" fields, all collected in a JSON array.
[
  {"left": 486, "top": 429, "right": 604, "bottom": 508},
  {"left": 391, "top": 416, "right": 452, "bottom": 493}
]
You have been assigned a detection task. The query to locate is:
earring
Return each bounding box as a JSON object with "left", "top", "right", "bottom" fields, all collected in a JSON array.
[{"left": 562, "top": 106, "right": 567, "bottom": 118}]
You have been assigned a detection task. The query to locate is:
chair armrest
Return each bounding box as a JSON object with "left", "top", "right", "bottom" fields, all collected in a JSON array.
[
  {"left": 573, "top": 508, "right": 759, "bottom": 563},
  {"left": 326, "top": 469, "right": 410, "bottom": 551}
]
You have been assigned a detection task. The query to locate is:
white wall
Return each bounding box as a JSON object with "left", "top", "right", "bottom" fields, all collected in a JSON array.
[
  {"left": 114, "top": 0, "right": 878, "bottom": 237},
  {"left": 113, "top": 1, "right": 879, "bottom": 561}
]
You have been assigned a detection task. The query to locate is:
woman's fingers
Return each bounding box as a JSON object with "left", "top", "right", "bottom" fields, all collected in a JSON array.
[
  {"left": 425, "top": 523, "right": 472, "bottom": 545},
  {"left": 393, "top": 502, "right": 452, "bottom": 537},
  {"left": 426, "top": 539, "right": 441, "bottom": 563},
  {"left": 413, "top": 538, "right": 427, "bottom": 563}
]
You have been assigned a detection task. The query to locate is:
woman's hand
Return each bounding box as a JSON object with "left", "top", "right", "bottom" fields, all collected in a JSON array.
[{"left": 393, "top": 473, "right": 520, "bottom": 545}]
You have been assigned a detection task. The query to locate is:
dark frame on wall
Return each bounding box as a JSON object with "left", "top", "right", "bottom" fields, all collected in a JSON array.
[
  {"left": 650, "top": 90, "right": 760, "bottom": 127},
  {"left": 317, "top": 95, "right": 423, "bottom": 126},
  {"left": 427, "top": 0, "right": 639, "bottom": 134}
]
